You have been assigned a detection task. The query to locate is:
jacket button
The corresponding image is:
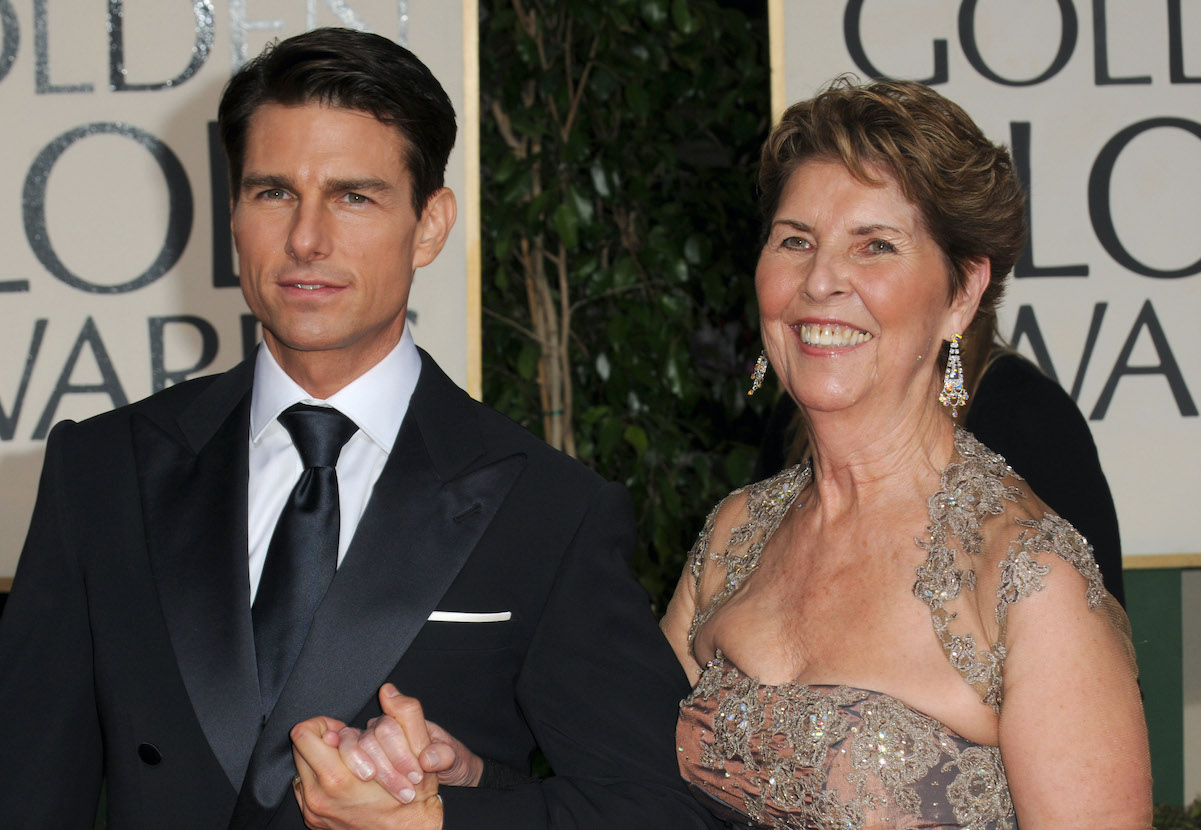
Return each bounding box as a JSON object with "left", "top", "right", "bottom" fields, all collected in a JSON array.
[{"left": 137, "top": 743, "right": 162, "bottom": 765}]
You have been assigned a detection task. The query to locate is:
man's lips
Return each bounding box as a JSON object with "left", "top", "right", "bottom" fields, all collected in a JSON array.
[{"left": 277, "top": 279, "right": 346, "bottom": 293}]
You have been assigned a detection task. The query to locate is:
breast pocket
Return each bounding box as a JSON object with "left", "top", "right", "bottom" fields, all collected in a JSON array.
[{"left": 407, "top": 614, "right": 513, "bottom": 651}]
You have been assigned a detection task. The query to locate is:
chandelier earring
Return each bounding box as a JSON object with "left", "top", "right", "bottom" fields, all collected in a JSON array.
[
  {"left": 748, "top": 351, "right": 769, "bottom": 396},
  {"left": 938, "top": 333, "right": 968, "bottom": 417}
]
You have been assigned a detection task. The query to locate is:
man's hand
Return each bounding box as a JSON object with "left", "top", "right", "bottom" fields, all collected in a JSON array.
[
  {"left": 291, "top": 715, "right": 442, "bottom": 830},
  {"left": 334, "top": 685, "right": 484, "bottom": 803}
]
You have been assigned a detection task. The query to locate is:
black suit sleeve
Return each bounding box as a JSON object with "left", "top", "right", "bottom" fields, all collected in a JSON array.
[
  {"left": 438, "top": 482, "right": 720, "bottom": 829},
  {"left": 0, "top": 422, "right": 105, "bottom": 828}
]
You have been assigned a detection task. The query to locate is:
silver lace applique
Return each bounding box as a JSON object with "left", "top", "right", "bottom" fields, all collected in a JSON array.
[
  {"left": 682, "top": 654, "right": 1015, "bottom": 830},
  {"left": 944, "top": 746, "right": 1014, "bottom": 830},
  {"left": 917, "top": 429, "right": 1105, "bottom": 712},
  {"left": 687, "top": 464, "right": 810, "bottom": 646}
]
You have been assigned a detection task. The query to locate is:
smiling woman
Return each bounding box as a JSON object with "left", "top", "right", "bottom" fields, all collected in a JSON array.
[{"left": 659, "top": 79, "right": 1151, "bottom": 830}]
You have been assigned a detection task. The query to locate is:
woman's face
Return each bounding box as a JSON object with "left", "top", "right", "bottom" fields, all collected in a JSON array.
[{"left": 756, "top": 159, "right": 983, "bottom": 422}]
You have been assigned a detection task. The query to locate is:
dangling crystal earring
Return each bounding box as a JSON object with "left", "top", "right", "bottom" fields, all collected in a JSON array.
[
  {"left": 938, "top": 333, "right": 967, "bottom": 417},
  {"left": 748, "top": 351, "right": 768, "bottom": 396}
]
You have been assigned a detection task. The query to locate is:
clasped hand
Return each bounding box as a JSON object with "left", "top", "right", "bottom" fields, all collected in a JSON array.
[{"left": 291, "top": 684, "right": 483, "bottom": 829}]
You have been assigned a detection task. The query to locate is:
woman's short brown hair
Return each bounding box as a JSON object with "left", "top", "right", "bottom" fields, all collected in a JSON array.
[{"left": 759, "top": 77, "right": 1027, "bottom": 341}]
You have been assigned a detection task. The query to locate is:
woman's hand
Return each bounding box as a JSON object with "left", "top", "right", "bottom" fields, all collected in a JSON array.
[
  {"left": 333, "top": 684, "right": 483, "bottom": 802},
  {"left": 291, "top": 714, "right": 443, "bottom": 830}
]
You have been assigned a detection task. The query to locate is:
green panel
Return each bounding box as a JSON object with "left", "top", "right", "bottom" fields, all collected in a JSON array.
[{"left": 1126, "top": 569, "right": 1184, "bottom": 806}]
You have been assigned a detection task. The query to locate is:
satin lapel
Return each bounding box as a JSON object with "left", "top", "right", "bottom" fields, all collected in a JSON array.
[
  {"left": 135, "top": 360, "right": 261, "bottom": 792},
  {"left": 230, "top": 355, "right": 526, "bottom": 828}
]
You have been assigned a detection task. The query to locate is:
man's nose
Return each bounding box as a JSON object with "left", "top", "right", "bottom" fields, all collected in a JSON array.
[{"left": 285, "top": 200, "right": 331, "bottom": 262}]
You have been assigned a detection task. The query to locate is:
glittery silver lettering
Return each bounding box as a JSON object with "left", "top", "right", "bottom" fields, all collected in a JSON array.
[
  {"left": 22, "top": 123, "right": 194, "bottom": 294},
  {"left": 108, "top": 0, "right": 214, "bottom": 91},
  {"left": 228, "top": 0, "right": 284, "bottom": 72},
  {"left": 0, "top": 0, "right": 18, "bottom": 85},
  {"left": 32, "top": 318, "right": 130, "bottom": 440},
  {"left": 0, "top": 320, "right": 46, "bottom": 440},
  {"left": 149, "top": 316, "right": 219, "bottom": 392},
  {"left": 306, "top": 0, "right": 368, "bottom": 32},
  {"left": 35, "top": 0, "right": 93, "bottom": 93}
]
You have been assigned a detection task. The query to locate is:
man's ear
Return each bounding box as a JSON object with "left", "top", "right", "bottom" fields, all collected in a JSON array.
[
  {"left": 412, "top": 188, "right": 457, "bottom": 269},
  {"left": 947, "top": 257, "right": 990, "bottom": 337}
]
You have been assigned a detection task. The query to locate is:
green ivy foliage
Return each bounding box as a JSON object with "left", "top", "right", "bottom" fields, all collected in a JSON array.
[
  {"left": 480, "top": 0, "right": 772, "bottom": 611},
  {"left": 1155, "top": 799, "right": 1201, "bottom": 830}
]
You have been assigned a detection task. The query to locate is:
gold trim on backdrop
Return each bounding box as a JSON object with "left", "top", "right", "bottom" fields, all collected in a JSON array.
[
  {"left": 464, "top": 0, "right": 482, "bottom": 400},
  {"left": 0, "top": 578, "right": 11, "bottom": 592},
  {"left": 768, "top": 0, "right": 786, "bottom": 122},
  {"left": 1123, "top": 554, "right": 1201, "bottom": 570}
]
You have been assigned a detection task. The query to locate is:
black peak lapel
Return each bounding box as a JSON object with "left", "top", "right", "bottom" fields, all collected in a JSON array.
[
  {"left": 134, "top": 359, "right": 261, "bottom": 793},
  {"left": 229, "top": 355, "right": 526, "bottom": 827}
]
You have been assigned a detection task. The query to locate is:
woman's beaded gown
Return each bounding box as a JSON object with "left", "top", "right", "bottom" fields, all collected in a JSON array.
[{"left": 676, "top": 431, "right": 1135, "bottom": 830}]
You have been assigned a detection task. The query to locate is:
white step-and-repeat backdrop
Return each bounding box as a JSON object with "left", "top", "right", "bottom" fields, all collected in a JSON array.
[
  {"left": 0, "top": 0, "right": 478, "bottom": 580},
  {"left": 772, "top": 0, "right": 1199, "bottom": 566}
]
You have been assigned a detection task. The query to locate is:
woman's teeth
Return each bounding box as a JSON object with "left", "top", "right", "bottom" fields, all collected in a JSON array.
[{"left": 797, "top": 323, "right": 873, "bottom": 347}]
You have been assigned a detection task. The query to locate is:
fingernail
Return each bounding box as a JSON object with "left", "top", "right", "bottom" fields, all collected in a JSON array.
[
  {"left": 408, "top": 771, "right": 422, "bottom": 785},
  {"left": 382, "top": 683, "right": 400, "bottom": 697},
  {"left": 400, "top": 788, "right": 415, "bottom": 803},
  {"left": 423, "top": 748, "right": 440, "bottom": 767},
  {"left": 353, "top": 759, "right": 375, "bottom": 780}
]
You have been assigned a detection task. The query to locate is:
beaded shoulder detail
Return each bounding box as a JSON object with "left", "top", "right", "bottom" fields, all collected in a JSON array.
[
  {"left": 686, "top": 463, "right": 810, "bottom": 648},
  {"left": 914, "top": 429, "right": 1106, "bottom": 711}
]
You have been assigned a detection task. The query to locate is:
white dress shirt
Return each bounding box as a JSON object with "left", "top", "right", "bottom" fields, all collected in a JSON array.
[{"left": 246, "top": 327, "right": 421, "bottom": 601}]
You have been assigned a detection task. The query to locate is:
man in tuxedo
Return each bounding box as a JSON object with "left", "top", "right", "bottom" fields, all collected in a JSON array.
[{"left": 0, "top": 28, "right": 713, "bottom": 830}]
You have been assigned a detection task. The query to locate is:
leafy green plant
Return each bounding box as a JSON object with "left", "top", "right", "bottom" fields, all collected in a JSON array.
[
  {"left": 480, "top": 0, "right": 772, "bottom": 610},
  {"left": 1156, "top": 798, "right": 1201, "bottom": 830}
]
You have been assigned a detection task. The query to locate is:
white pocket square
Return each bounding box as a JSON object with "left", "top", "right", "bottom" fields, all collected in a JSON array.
[{"left": 426, "top": 610, "right": 512, "bottom": 623}]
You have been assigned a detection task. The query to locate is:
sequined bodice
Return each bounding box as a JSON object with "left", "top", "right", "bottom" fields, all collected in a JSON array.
[
  {"left": 677, "top": 430, "right": 1124, "bottom": 830},
  {"left": 678, "top": 654, "right": 1012, "bottom": 830}
]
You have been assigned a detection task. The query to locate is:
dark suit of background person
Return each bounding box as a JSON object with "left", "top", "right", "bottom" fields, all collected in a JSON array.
[{"left": 0, "top": 29, "right": 715, "bottom": 830}]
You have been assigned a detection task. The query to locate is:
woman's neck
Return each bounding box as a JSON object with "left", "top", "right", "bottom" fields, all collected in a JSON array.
[{"left": 804, "top": 399, "right": 957, "bottom": 521}]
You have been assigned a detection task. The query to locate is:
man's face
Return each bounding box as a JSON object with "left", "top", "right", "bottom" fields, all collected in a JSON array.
[{"left": 232, "top": 102, "right": 451, "bottom": 390}]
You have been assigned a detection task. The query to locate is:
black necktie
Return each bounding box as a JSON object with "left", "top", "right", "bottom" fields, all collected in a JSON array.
[{"left": 252, "top": 404, "right": 358, "bottom": 718}]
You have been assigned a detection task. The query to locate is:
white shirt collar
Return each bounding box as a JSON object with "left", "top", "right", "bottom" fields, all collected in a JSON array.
[{"left": 250, "top": 326, "right": 422, "bottom": 453}]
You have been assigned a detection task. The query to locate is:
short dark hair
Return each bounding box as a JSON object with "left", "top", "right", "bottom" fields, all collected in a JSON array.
[
  {"left": 758, "top": 77, "right": 1027, "bottom": 340},
  {"left": 218, "top": 27, "right": 456, "bottom": 215}
]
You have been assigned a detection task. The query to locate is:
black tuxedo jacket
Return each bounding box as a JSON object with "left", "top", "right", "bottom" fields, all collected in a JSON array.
[{"left": 0, "top": 351, "right": 715, "bottom": 830}]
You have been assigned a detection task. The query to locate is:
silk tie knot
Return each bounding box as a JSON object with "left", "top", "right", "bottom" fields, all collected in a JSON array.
[{"left": 278, "top": 404, "right": 358, "bottom": 469}]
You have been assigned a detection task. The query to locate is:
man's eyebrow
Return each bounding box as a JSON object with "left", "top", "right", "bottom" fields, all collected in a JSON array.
[
  {"left": 238, "top": 175, "right": 394, "bottom": 195},
  {"left": 240, "top": 173, "right": 292, "bottom": 193},
  {"left": 324, "top": 177, "right": 393, "bottom": 195}
]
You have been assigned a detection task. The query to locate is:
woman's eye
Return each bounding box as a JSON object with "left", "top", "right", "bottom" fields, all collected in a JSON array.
[
  {"left": 782, "top": 236, "right": 810, "bottom": 250},
  {"left": 868, "top": 239, "right": 896, "bottom": 254}
]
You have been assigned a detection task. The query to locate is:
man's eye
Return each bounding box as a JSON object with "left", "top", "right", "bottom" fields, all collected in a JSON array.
[
  {"left": 260, "top": 189, "right": 288, "bottom": 200},
  {"left": 344, "top": 192, "right": 369, "bottom": 204}
]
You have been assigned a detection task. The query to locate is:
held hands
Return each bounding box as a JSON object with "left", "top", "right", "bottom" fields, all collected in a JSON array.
[
  {"left": 291, "top": 713, "right": 441, "bottom": 830},
  {"left": 290, "top": 685, "right": 482, "bottom": 829},
  {"left": 336, "top": 684, "right": 484, "bottom": 801}
]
